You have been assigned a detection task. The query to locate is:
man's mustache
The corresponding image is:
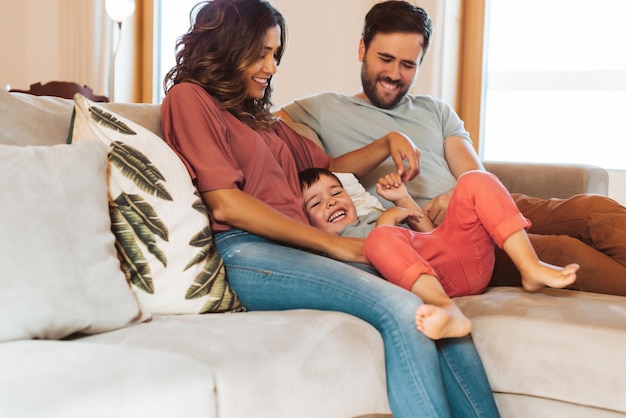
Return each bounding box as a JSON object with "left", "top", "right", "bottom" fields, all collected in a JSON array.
[{"left": 379, "top": 77, "right": 403, "bottom": 87}]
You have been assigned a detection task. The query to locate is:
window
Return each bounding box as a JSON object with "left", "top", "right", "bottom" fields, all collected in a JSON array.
[
  {"left": 153, "top": 0, "right": 201, "bottom": 102},
  {"left": 481, "top": 0, "right": 626, "bottom": 169}
]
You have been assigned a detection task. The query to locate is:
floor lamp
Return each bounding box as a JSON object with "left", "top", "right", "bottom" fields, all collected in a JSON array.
[{"left": 106, "top": 0, "right": 136, "bottom": 102}]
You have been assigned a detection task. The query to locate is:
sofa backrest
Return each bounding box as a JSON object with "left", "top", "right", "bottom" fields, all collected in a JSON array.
[{"left": 0, "top": 88, "right": 162, "bottom": 147}]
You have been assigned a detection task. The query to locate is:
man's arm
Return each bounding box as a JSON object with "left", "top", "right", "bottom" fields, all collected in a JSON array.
[
  {"left": 279, "top": 109, "right": 421, "bottom": 183},
  {"left": 444, "top": 135, "right": 485, "bottom": 178},
  {"left": 423, "top": 136, "right": 485, "bottom": 226}
]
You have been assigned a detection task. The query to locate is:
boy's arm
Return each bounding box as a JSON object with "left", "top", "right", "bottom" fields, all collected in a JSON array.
[
  {"left": 376, "top": 174, "right": 434, "bottom": 232},
  {"left": 376, "top": 207, "right": 421, "bottom": 227}
]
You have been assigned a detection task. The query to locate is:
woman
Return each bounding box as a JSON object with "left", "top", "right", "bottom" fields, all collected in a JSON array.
[{"left": 160, "top": 1, "right": 500, "bottom": 417}]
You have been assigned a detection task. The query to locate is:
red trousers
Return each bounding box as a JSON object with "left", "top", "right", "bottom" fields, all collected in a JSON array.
[
  {"left": 364, "top": 171, "right": 530, "bottom": 297},
  {"left": 491, "top": 193, "right": 626, "bottom": 296}
]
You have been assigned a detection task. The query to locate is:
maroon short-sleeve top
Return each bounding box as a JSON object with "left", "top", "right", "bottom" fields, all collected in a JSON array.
[{"left": 161, "top": 82, "right": 331, "bottom": 233}]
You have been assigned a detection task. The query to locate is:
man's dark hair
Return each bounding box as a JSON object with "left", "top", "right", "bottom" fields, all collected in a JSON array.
[{"left": 361, "top": 1, "right": 433, "bottom": 63}]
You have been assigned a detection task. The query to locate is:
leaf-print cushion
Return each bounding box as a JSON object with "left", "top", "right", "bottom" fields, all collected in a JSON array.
[
  {"left": 0, "top": 141, "right": 147, "bottom": 341},
  {"left": 69, "top": 93, "right": 245, "bottom": 314}
]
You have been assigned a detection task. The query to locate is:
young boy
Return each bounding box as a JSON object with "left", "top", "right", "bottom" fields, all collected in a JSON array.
[{"left": 299, "top": 168, "right": 579, "bottom": 340}]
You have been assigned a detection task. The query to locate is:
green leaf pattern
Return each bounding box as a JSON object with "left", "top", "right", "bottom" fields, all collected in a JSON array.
[
  {"left": 192, "top": 190, "right": 208, "bottom": 215},
  {"left": 109, "top": 141, "right": 173, "bottom": 201},
  {"left": 185, "top": 199, "right": 244, "bottom": 313},
  {"left": 89, "top": 106, "right": 137, "bottom": 135},
  {"left": 115, "top": 194, "right": 168, "bottom": 267},
  {"left": 110, "top": 202, "right": 154, "bottom": 294},
  {"left": 94, "top": 107, "right": 243, "bottom": 312}
]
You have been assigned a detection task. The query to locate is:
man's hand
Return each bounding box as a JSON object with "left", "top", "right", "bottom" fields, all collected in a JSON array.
[
  {"left": 386, "top": 132, "right": 421, "bottom": 182},
  {"left": 423, "top": 189, "right": 454, "bottom": 226}
]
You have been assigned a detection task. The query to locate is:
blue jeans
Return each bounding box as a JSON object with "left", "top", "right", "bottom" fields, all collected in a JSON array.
[{"left": 215, "top": 229, "right": 500, "bottom": 418}]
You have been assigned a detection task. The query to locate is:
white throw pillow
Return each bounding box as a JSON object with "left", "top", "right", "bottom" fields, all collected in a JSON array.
[
  {"left": 334, "top": 172, "right": 386, "bottom": 216},
  {"left": 0, "top": 141, "right": 145, "bottom": 341},
  {"left": 69, "top": 93, "right": 244, "bottom": 314}
]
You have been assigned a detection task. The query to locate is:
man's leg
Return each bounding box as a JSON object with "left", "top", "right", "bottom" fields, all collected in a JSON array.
[
  {"left": 491, "top": 232, "right": 626, "bottom": 296},
  {"left": 514, "top": 193, "right": 626, "bottom": 266}
]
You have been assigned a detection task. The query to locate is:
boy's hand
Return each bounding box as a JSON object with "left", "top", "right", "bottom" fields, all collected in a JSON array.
[
  {"left": 376, "top": 207, "right": 424, "bottom": 227},
  {"left": 376, "top": 173, "right": 409, "bottom": 203}
]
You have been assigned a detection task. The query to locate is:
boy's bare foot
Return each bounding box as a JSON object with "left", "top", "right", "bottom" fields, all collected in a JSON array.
[
  {"left": 521, "top": 262, "right": 579, "bottom": 292},
  {"left": 415, "top": 303, "right": 472, "bottom": 340}
]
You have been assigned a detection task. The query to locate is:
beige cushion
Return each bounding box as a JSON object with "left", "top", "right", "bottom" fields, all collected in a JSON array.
[
  {"left": 81, "top": 310, "right": 392, "bottom": 418},
  {"left": 0, "top": 141, "right": 145, "bottom": 341},
  {"left": 0, "top": 88, "right": 162, "bottom": 147},
  {"left": 0, "top": 340, "right": 217, "bottom": 418},
  {"left": 69, "top": 94, "right": 244, "bottom": 314},
  {"left": 335, "top": 172, "right": 385, "bottom": 216},
  {"left": 456, "top": 287, "right": 626, "bottom": 413}
]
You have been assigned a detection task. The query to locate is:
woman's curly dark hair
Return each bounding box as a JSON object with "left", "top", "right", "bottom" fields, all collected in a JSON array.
[{"left": 163, "top": 0, "right": 286, "bottom": 130}]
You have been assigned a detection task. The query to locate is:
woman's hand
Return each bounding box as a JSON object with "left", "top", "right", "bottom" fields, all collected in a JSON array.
[
  {"left": 422, "top": 189, "right": 454, "bottom": 226},
  {"left": 324, "top": 235, "right": 368, "bottom": 264}
]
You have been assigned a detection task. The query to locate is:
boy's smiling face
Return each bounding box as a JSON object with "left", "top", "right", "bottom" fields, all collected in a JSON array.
[{"left": 302, "top": 174, "right": 358, "bottom": 235}]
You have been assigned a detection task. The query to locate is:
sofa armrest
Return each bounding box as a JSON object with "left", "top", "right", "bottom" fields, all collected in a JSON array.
[{"left": 483, "top": 160, "right": 609, "bottom": 199}]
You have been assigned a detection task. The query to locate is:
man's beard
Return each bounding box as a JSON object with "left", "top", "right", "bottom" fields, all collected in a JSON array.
[{"left": 360, "top": 62, "right": 410, "bottom": 109}]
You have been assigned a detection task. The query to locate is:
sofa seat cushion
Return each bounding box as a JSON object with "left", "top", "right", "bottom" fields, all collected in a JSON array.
[
  {"left": 455, "top": 287, "right": 626, "bottom": 414},
  {"left": 80, "top": 310, "right": 392, "bottom": 418},
  {"left": 0, "top": 340, "right": 217, "bottom": 418}
]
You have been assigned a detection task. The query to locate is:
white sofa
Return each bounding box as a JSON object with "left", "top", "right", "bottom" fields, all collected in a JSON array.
[{"left": 1, "top": 88, "right": 625, "bottom": 418}]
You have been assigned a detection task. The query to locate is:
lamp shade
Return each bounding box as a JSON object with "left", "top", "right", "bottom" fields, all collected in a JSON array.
[{"left": 105, "top": 0, "right": 136, "bottom": 23}]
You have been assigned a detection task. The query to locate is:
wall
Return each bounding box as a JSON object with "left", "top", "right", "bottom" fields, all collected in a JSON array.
[
  {"left": 269, "top": 0, "right": 458, "bottom": 108},
  {"left": 0, "top": 0, "right": 132, "bottom": 102},
  {"left": 0, "top": 1, "right": 63, "bottom": 90},
  {"left": 0, "top": 0, "right": 453, "bottom": 106},
  {"left": 609, "top": 172, "right": 626, "bottom": 204}
]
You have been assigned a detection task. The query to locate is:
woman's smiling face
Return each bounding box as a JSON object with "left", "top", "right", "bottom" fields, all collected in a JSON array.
[
  {"left": 242, "top": 25, "right": 281, "bottom": 99},
  {"left": 301, "top": 174, "right": 358, "bottom": 235}
]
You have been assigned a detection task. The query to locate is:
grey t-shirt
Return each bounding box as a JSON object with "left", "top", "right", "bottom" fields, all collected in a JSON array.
[
  {"left": 339, "top": 212, "right": 412, "bottom": 239},
  {"left": 283, "top": 92, "right": 471, "bottom": 207},
  {"left": 339, "top": 212, "right": 380, "bottom": 238}
]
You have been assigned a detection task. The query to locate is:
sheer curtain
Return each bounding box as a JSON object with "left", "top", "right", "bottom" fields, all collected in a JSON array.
[
  {"left": 131, "top": 0, "right": 154, "bottom": 103},
  {"left": 413, "top": 0, "right": 486, "bottom": 152},
  {"left": 455, "top": 0, "right": 487, "bottom": 153},
  {"left": 58, "top": 0, "right": 111, "bottom": 98},
  {"left": 59, "top": 0, "right": 153, "bottom": 103}
]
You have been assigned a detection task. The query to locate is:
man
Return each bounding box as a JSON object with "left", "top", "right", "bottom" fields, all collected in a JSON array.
[{"left": 280, "top": 0, "right": 626, "bottom": 296}]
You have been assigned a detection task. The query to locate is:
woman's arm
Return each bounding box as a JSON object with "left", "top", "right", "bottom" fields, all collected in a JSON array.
[
  {"left": 203, "top": 188, "right": 367, "bottom": 263},
  {"left": 329, "top": 131, "right": 421, "bottom": 182}
]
